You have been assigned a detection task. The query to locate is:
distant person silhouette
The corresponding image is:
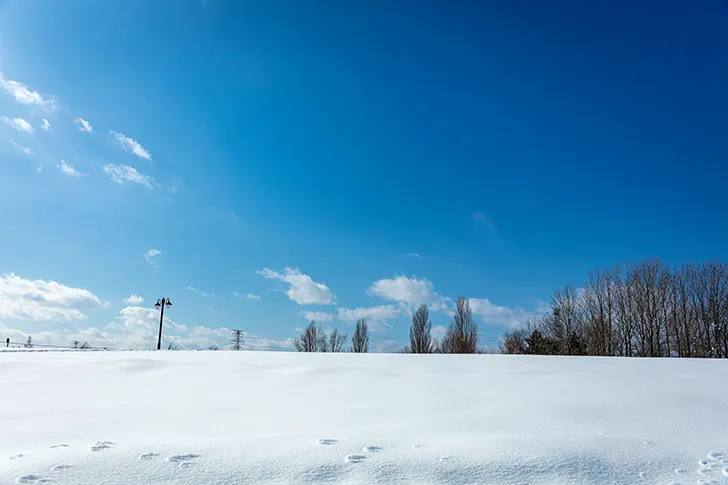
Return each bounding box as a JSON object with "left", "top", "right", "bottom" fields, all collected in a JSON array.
[{"left": 5, "top": 337, "right": 9, "bottom": 347}]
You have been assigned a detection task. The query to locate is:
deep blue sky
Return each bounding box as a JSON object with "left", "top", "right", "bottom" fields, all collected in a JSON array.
[{"left": 0, "top": 0, "right": 726, "bottom": 350}]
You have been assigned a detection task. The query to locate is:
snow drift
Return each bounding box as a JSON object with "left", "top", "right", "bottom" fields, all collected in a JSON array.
[{"left": 0, "top": 351, "right": 726, "bottom": 484}]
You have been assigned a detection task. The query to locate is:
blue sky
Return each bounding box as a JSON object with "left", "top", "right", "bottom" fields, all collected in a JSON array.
[{"left": 0, "top": 0, "right": 726, "bottom": 351}]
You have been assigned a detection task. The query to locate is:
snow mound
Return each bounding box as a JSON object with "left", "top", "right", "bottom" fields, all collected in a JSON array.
[{"left": 1, "top": 351, "right": 726, "bottom": 484}]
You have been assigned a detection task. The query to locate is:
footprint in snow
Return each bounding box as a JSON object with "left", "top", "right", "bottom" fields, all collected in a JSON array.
[
  {"left": 708, "top": 452, "right": 725, "bottom": 460},
  {"left": 15, "top": 475, "right": 49, "bottom": 484},
  {"left": 9, "top": 454, "right": 25, "bottom": 460},
  {"left": 316, "top": 439, "right": 337, "bottom": 446},
  {"left": 362, "top": 445, "right": 381, "bottom": 453},
  {"left": 345, "top": 454, "right": 366, "bottom": 464},
  {"left": 166, "top": 454, "right": 200, "bottom": 463},
  {"left": 139, "top": 452, "right": 160, "bottom": 460},
  {"left": 699, "top": 459, "right": 711, "bottom": 467},
  {"left": 675, "top": 467, "right": 687, "bottom": 475},
  {"left": 50, "top": 464, "right": 73, "bottom": 471},
  {"left": 90, "top": 440, "right": 115, "bottom": 452},
  {"left": 49, "top": 444, "right": 69, "bottom": 449}
]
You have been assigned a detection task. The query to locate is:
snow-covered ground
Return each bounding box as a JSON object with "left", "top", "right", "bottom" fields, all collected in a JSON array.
[{"left": 1, "top": 351, "right": 726, "bottom": 484}]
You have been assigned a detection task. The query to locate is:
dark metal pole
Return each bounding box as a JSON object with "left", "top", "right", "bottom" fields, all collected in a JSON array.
[{"left": 157, "top": 298, "right": 165, "bottom": 350}]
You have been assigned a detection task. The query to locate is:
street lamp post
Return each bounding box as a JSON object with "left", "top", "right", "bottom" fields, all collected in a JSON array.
[{"left": 154, "top": 297, "right": 173, "bottom": 350}]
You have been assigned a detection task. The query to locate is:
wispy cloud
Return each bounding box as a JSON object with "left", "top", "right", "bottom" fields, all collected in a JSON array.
[
  {"left": 41, "top": 119, "right": 50, "bottom": 131},
  {"left": 2, "top": 117, "right": 34, "bottom": 134},
  {"left": 0, "top": 136, "right": 35, "bottom": 155},
  {"left": 187, "top": 285, "right": 216, "bottom": 297},
  {"left": 124, "top": 294, "right": 144, "bottom": 305},
  {"left": 233, "top": 291, "right": 262, "bottom": 301},
  {"left": 110, "top": 130, "right": 152, "bottom": 161},
  {"left": 0, "top": 74, "right": 53, "bottom": 108},
  {"left": 75, "top": 118, "right": 93, "bottom": 133},
  {"left": 144, "top": 248, "right": 162, "bottom": 266},
  {"left": 58, "top": 160, "right": 83, "bottom": 177},
  {"left": 257, "top": 267, "right": 335, "bottom": 305},
  {"left": 102, "top": 164, "right": 153, "bottom": 188},
  {"left": 301, "top": 311, "right": 333, "bottom": 322},
  {"left": 471, "top": 211, "right": 498, "bottom": 236}
]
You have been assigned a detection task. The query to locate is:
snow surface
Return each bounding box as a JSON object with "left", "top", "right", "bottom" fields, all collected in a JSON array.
[{"left": 1, "top": 351, "right": 726, "bottom": 484}]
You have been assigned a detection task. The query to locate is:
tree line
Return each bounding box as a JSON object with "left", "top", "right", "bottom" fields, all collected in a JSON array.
[
  {"left": 500, "top": 258, "right": 728, "bottom": 358},
  {"left": 294, "top": 296, "right": 481, "bottom": 354}
]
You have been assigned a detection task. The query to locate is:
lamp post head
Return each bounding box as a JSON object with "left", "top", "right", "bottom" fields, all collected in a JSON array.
[
  {"left": 154, "top": 299, "right": 162, "bottom": 309},
  {"left": 165, "top": 299, "right": 172, "bottom": 308}
]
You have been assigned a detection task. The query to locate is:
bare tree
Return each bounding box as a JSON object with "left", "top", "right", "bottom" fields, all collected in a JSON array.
[
  {"left": 79, "top": 341, "right": 91, "bottom": 350},
  {"left": 500, "top": 327, "right": 528, "bottom": 354},
  {"left": 72, "top": 340, "right": 80, "bottom": 349},
  {"left": 440, "top": 297, "right": 478, "bottom": 354},
  {"left": 328, "top": 328, "right": 348, "bottom": 352},
  {"left": 408, "top": 304, "right": 433, "bottom": 353},
  {"left": 230, "top": 329, "right": 245, "bottom": 351},
  {"left": 295, "top": 321, "right": 327, "bottom": 352},
  {"left": 351, "top": 319, "right": 369, "bottom": 353}
]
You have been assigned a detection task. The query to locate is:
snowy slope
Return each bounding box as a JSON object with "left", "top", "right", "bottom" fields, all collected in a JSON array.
[{"left": 0, "top": 351, "right": 726, "bottom": 485}]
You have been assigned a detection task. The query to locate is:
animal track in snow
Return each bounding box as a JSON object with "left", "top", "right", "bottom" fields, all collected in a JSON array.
[
  {"left": 362, "top": 445, "right": 381, "bottom": 453},
  {"left": 166, "top": 453, "right": 200, "bottom": 463},
  {"left": 139, "top": 452, "right": 160, "bottom": 460},
  {"left": 316, "top": 439, "right": 337, "bottom": 446},
  {"left": 344, "top": 454, "right": 366, "bottom": 464},
  {"left": 90, "top": 440, "right": 115, "bottom": 451},
  {"left": 15, "top": 475, "right": 49, "bottom": 484}
]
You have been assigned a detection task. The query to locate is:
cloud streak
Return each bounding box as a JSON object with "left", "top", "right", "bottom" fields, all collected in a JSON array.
[
  {"left": 2, "top": 117, "right": 34, "bottom": 134},
  {"left": 0, "top": 74, "right": 53, "bottom": 108},
  {"left": 103, "top": 164, "right": 153, "bottom": 188},
  {"left": 75, "top": 118, "right": 93, "bottom": 133},
  {"left": 110, "top": 130, "right": 152, "bottom": 161},
  {"left": 144, "top": 248, "right": 162, "bottom": 266},
  {"left": 58, "top": 160, "right": 82, "bottom": 177}
]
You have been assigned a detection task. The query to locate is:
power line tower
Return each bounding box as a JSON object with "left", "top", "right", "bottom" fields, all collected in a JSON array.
[{"left": 230, "top": 329, "right": 244, "bottom": 351}]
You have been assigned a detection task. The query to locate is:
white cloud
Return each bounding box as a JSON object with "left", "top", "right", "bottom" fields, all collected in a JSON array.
[
  {"left": 75, "top": 118, "right": 93, "bottom": 133},
  {"left": 0, "top": 136, "right": 34, "bottom": 155},
  {"left": 407, "top": 253, "right": 421, "bottom": 259},
  {"left": 109, "top": 130, "right": 152, "bottom": 161},
  {"left": 432, "top": 325, "right": 447, "bottom": 340},
  {"left": 368, "top": 276, "right": 437, "bottom": 306},
  {"left": 301, "top": 311, "right": 333, "bottom": 322},
  {"left": 257, "top": 267, "right": 334, "bottom": 305},
  {"left": 144, "top": 248, "right": 162, "bottom": 266},
  {"left": 41, "top": 119, "right": 51, "bottom": 131},
  {"left": 468, "top": 297, "right": 537, "bottom": 328},
  {"left": 0, "top": 273, "right": 104, "bottom": 322},
  {"left": 123, "top": 294, "right": 144, "bottom": 305},
  {"left": 58, "top": 160, "right": 82, "bottom": 177},
  {"left": 0, "top": 74, "right": 53, "bottom": 107},
  {"left": 2, "top": 117, "right": 34, "bottom": 134},
  {"left": 336, "top": 304, "right": 403, "bottom": 331},
  {"left": 103, "top": 164, "right": 153, "bottom": 188}
]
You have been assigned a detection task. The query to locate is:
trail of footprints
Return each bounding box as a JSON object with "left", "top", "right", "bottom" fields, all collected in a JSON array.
[
  {"left": 11, "top": 441, "right": 203, "bottom": 484},
  {"left": 11, "top": 437, "right": 726, "bottom": 484},
  {"left": 669, "top": 451, "right": 728, "bottom": 485}
]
